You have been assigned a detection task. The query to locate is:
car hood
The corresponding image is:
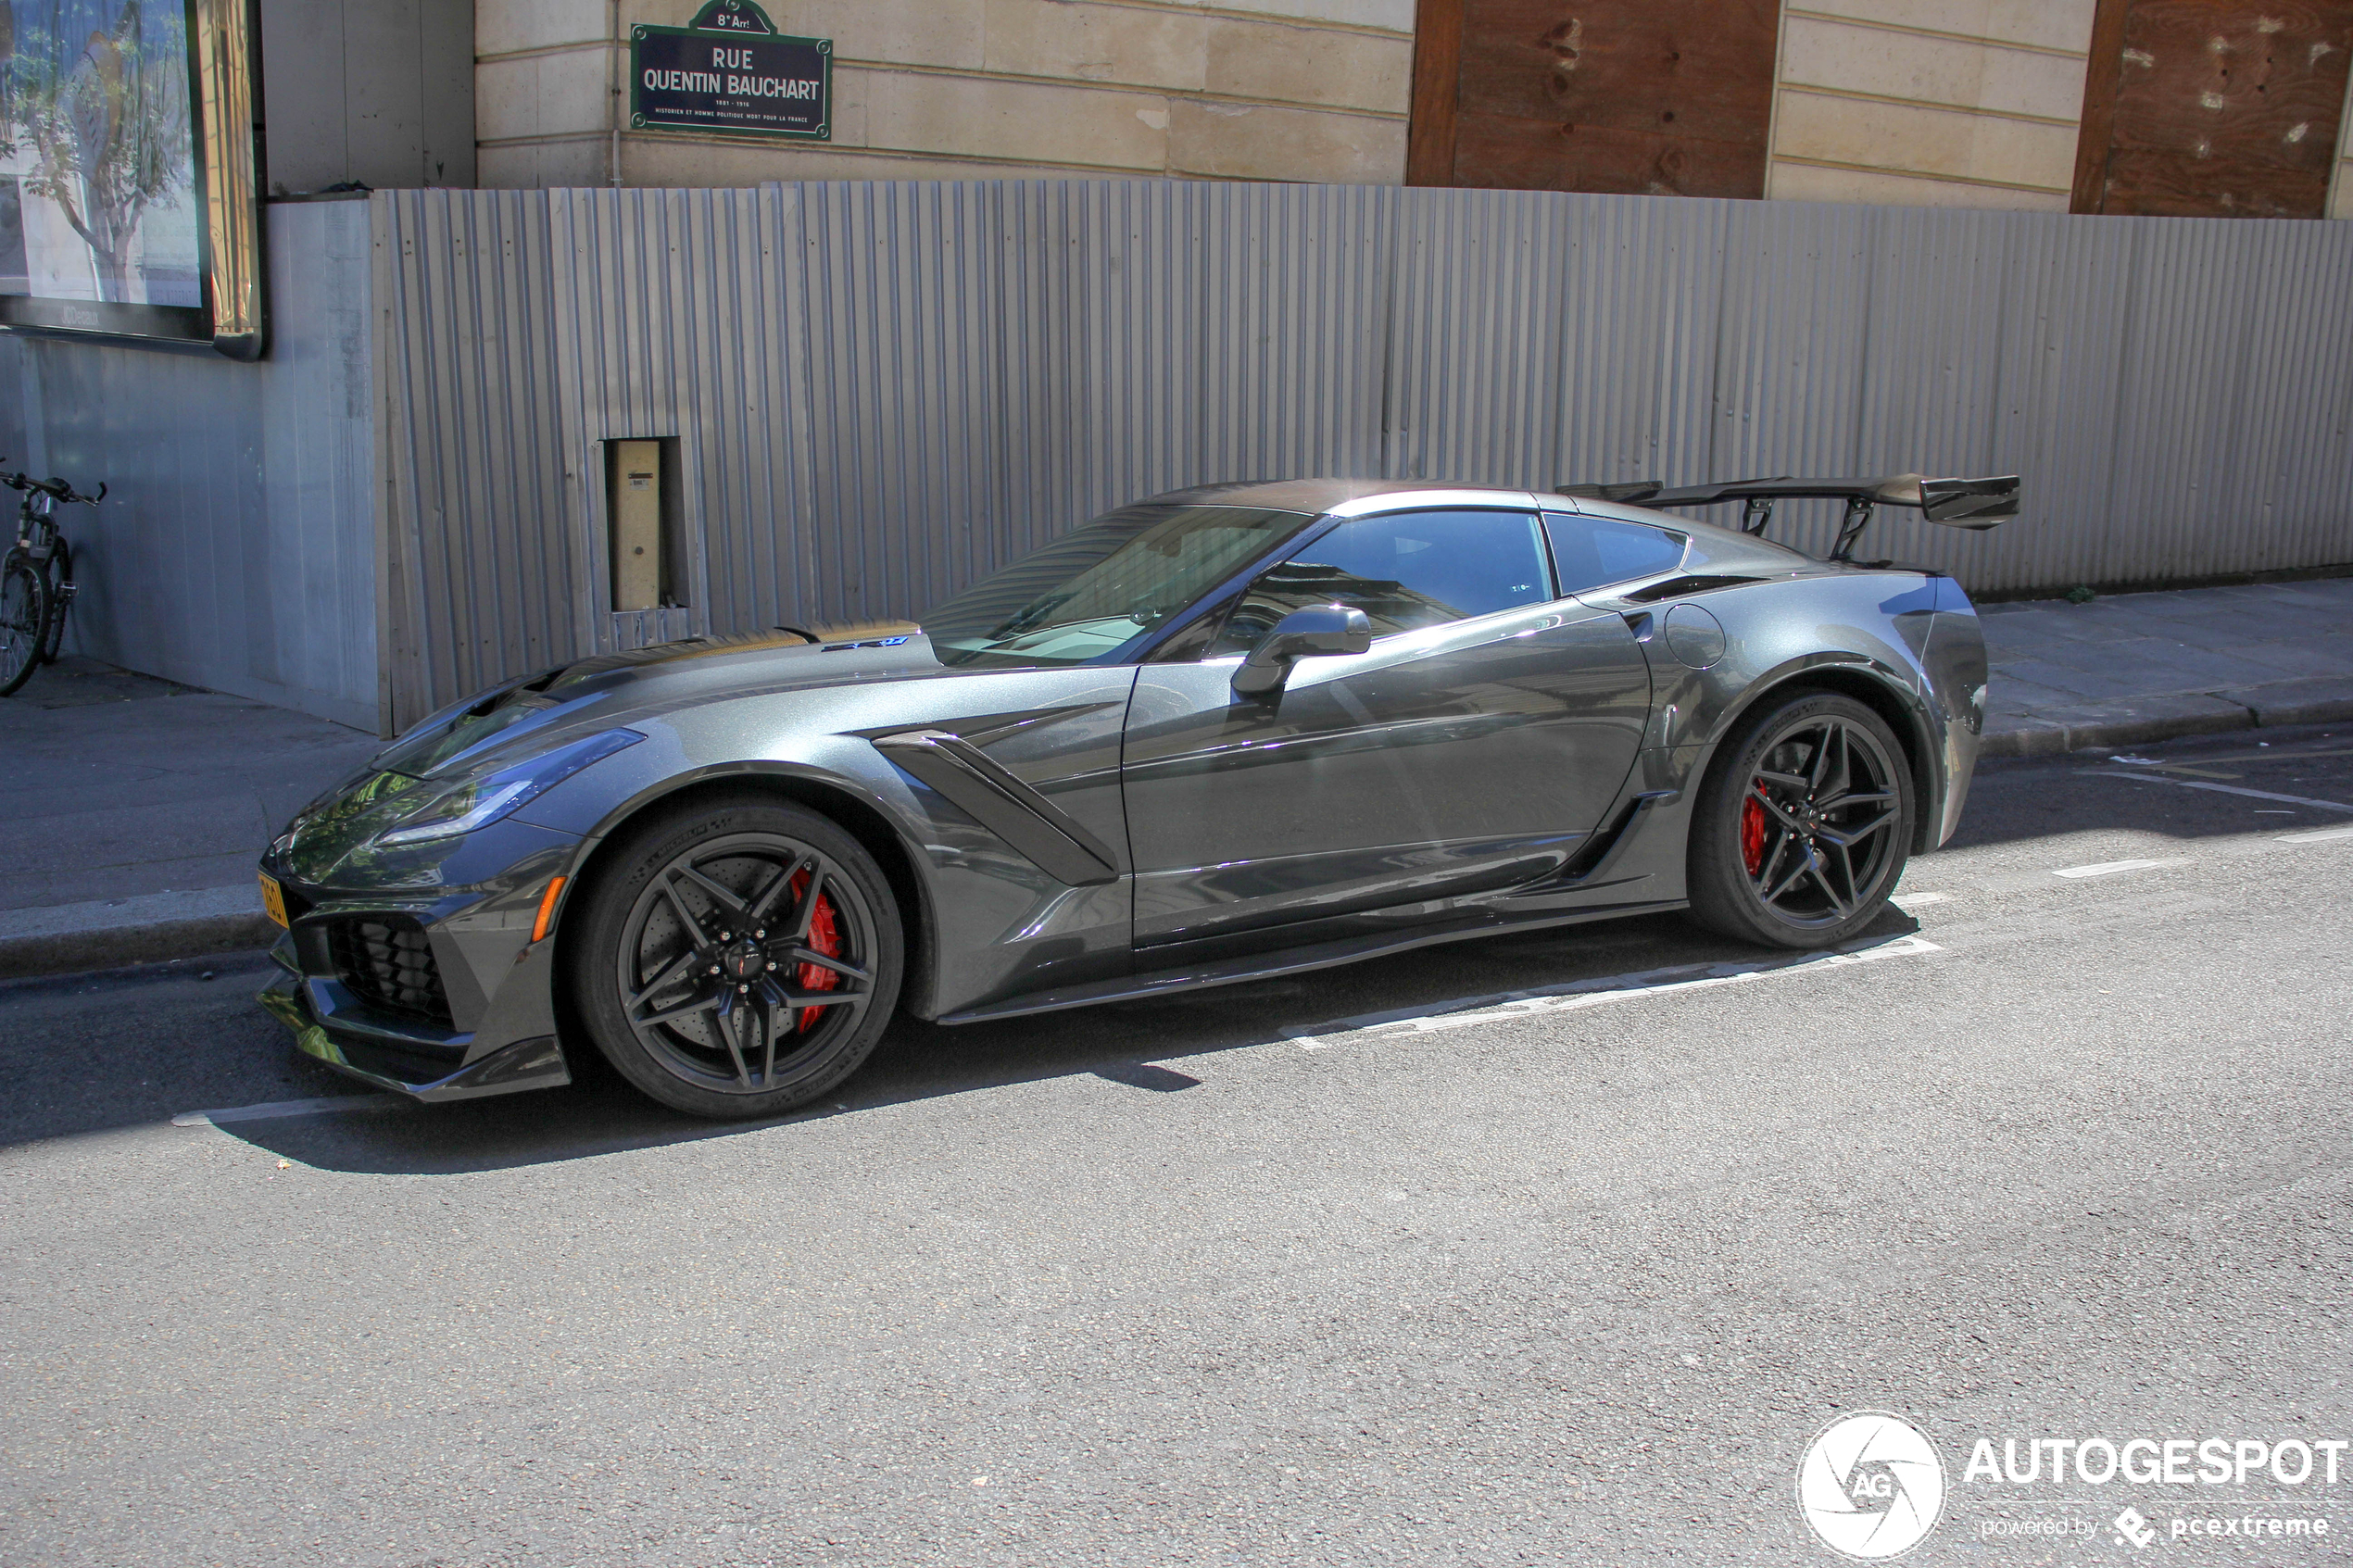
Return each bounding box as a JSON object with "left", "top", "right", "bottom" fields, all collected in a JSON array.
[
  {"left": 535, "top": 622, "right": 946, "bottom": 708},
  {"left": 371, "top": 623, "right": 965, "bottom": 784}
]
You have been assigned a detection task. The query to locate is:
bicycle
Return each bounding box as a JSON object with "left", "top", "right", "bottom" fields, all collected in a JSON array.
[{"left": 0, "top": 462, "right": 105, "bottom": 697}]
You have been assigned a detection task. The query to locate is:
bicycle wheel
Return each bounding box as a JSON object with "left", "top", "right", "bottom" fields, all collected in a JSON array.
[
  {"left": 36, "top": 537, "right": 69, "bottom": 665},
  {"left": 0, "top": 551, "right": 48, "bottom": 696}
]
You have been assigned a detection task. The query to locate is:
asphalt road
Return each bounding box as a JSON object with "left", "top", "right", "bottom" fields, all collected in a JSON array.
[{"left": 4, "top": 728, "right": 2351, "bottom": 1567}]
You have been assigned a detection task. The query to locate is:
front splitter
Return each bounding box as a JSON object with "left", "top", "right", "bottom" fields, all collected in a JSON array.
[{"left": 257, "top": 972, "right": 572, "bottom": 1103}]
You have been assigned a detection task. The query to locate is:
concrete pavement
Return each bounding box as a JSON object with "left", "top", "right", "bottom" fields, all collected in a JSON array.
[
  {"left": 0, "top": 659, "right": 380, "bottom": 975},
  {"left": 1979, "top": 576, "right": 2353, "bottom": 756},
  {"left": 1, "top": 575, "right": 2348, "bottom": 977}
]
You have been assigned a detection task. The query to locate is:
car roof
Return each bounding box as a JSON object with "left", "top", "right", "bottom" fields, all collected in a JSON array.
[
  {"left": 1139, "top": 478, "right": 1541, "bottom": 513},
  {"left": 1136, "top": 478, "right": 1797, "bottom": 563},
  {"left": 1139, "top": 483, "right": 1816, "bottom": 583}
]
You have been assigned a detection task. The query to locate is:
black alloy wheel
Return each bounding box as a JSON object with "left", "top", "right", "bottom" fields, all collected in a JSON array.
[
  {"left": 37, "top": 539, "right": 70, "bottom": 665},
  {"left": 1686, "top": 691, "right": 1914, "bottom": 949},
  {"left": 0, "top": 552, "right": 46, "bottom": 697},
  {"left": 571, "top": 795, "right": 903, "bottom": 1120}
]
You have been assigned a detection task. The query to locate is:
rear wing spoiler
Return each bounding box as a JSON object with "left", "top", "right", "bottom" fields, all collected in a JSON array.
[{"left": 1556, "top": 472, "right": 2018, "bottom": 561}]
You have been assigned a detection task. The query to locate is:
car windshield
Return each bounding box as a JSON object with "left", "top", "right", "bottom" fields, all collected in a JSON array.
[{"left": 922, "top": 503, "right": 1315, "bottom": 668}]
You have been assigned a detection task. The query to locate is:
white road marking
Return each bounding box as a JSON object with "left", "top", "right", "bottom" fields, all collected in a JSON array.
[
  {"left": 2082, "top": 770, "right": 2353, "bottom": 815},
  {"left": 172, "top": 1094, "right": 414, "bottom": 1128},
  {"left": 2053, "top": 859, "right": 2184, "bottom": 879},
  {"left": 1900, "top": 891, "right": 1953, "bottom": 906},
  {"left": 2180, "top": 746, "right": 2353, "bottom": 765},
  {"left": 1281, "top": 935, "right": 1942, "bottom": 1050},
  {"left": 2278, "top": 824, "right": 2353, "bottom": 845}
]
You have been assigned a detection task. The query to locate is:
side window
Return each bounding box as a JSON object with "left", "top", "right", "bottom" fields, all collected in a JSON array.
[
  {"left": 1211, "top": 509, "right": 1551, "bottom": 656},
  {"left": 1541, "top": 513, "right": 1687, "bottom": 596}
]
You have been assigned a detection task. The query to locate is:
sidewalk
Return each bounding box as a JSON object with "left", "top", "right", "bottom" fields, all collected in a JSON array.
[
  {"left": 0, "top": 659, "right": 380, "bottom": 976},
  {"left": 1977, "top": 577, "right": 2353, "bottom": 756},
  {"left": 2, "top": 577, "right": 2348, "bottom": 978}
]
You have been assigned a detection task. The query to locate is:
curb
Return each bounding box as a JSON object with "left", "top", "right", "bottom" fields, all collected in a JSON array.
[
  {"left": 1980, "top": 676, "right": 2353, "bottom": 760},
  {"left": 0, "top": 887, "right": 277, "bottom": 982}
]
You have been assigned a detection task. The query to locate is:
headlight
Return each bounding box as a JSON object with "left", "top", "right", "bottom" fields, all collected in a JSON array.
[{"left": 371, "top": 729, "right": 645, "bottom": 847}]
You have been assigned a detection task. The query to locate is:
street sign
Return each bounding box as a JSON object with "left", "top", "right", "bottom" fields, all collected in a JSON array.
[{"left": 630, "top": 1, "right": 831, "bottom": 141}]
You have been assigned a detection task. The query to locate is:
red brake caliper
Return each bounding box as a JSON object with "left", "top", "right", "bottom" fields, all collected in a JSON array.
[
  {"left": 1740, "top": 788, "right": 1768, "bottom": 877},
  {"left": 786, "top": 870, "right": 841, "bottom": 1031}
]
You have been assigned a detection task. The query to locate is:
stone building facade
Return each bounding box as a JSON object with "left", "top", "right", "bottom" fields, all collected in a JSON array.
[
  {"left": 464, "top": 1, "right": 2351, "bottom": 218},
  {"left": 1764, "top": 0, "right": 2353, "bottom": 218},
  {"left": 476, "top": 0, "right": 1419, "bottom": 188},
  {"left": 1768, "top": 1, "right": 2104, "bottom": 211}
]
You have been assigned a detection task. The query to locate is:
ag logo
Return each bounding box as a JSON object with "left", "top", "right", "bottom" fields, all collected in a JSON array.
[{"left": 1796, "top": 1411, "right": 1946, "bottom": 1560}]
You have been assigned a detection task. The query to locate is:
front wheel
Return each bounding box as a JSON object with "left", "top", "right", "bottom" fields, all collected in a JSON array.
[
  {"left": 568, "top": 793, "right": 904, "bottom": 1120},
  {"left": 1684, "top": 691, "right": 1915, "bottom": 949},
  {"left": 0, "top": 552, "right": 47, "bottom": 697},
  {"left": 36, "top": 539, "right": 70, "bottom": 665}
]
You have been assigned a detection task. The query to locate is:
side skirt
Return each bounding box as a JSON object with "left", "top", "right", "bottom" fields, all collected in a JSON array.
[{"left": 936, "top": 897, "right": 1687, "bottom": 1025}]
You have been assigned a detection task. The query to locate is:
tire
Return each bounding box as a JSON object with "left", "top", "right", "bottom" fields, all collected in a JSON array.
[
  {"left": 0, "top": 551, "right": 47, "bottom": 697},
  {"left": 1684, "top": 690, "right": 1915, "bottom": 949},
  {"left": 36, "top": 538, "right": 69, "bottom": 665},
  {"left": 567, "top": 792, "right": 904, "bottom": 1120}
]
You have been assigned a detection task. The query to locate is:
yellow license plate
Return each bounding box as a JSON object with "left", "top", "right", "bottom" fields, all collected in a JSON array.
[{"left": 258, "top": 872, "right": 289, "bottom": 929}]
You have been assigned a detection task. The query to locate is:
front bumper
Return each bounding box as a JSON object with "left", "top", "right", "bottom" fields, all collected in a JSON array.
[
  {"left": 255, "top": 815, "right": 583, "bottom": 1103},
  {"left": 258, "top": 947, "right": 569, "bottom": 1101}
]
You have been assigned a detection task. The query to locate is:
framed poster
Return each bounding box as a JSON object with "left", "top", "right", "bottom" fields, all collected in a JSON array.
[
  {"left": 0, "top": 0, "right": 263, "bottom": 358},
  {"left": 631, "top": 0, "right": 830, "bottom": 142}
]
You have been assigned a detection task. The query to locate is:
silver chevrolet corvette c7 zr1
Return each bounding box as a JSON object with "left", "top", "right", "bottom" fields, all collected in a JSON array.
[{"left": 256, "top": 473, "right": 2012, "bottom": 1119}]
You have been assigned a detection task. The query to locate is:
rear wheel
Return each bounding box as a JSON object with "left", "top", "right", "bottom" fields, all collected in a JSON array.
[
  {"left": 1685, "top": 691, "right": 1914, "bottom": 949},
  {"left": 0, "top": 552, "right": 46, "bottom": 697},
  {"left": 36, "top": 539, "right": 70, "bottom": 665},
  {"left": 569, "top": 794, "right": 903, "bottom": 1120}
]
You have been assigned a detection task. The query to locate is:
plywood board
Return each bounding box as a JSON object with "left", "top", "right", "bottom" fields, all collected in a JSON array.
[
  {"left": 2076, "top": 0, "right": 2353, "bottom": 216},
  {"left": 1416, "top": 0, "right": 1781, "bottom": 195}
]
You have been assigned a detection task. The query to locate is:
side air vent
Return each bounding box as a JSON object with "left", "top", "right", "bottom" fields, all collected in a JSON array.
[
  {"left": 873, "top": 728, "right": 1121, "bottom": 887},
  {"left": 1621, "top": 574, "right": 1762, "bottom": 604},
  {"left": 329, "top": 916, "right": 454, "bottom": 1028}
]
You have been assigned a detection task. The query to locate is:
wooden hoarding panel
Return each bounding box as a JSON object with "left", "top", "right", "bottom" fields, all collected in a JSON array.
[
  {"left": 1407, "top": 0, "right": 1466, "bottom": 186},
  {"left": 1416, "top": 0, "right": 1780, "bottom": 196},
  {"left": 2077, "top": 0, "right": 2353, "bottom": 217}
]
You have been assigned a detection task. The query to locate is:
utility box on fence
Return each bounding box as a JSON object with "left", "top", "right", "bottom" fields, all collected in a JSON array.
[{"left": 607, "top": 439, "right": 668, "bottom": 612}]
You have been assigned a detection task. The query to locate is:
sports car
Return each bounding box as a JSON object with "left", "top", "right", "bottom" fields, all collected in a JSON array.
[{"left": 256, "top": 474, "right": 2009, "bottom": 1119}]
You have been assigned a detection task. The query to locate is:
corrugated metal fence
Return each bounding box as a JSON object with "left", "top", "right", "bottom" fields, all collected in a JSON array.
[{"left": 377, "top": 181, "right": 2353, "bottom": 728}]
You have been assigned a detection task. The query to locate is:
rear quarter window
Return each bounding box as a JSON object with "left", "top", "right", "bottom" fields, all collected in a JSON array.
[{"left": 1543, "top": 513, "right": 1688, "bottom": 596}]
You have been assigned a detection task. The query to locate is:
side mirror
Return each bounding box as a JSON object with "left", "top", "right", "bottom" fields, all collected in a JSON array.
[{"left": 1231, "top": 605, "right": 1372, "bottom": 696}]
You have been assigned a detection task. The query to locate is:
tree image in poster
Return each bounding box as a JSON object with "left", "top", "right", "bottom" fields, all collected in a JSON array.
[{"left": 0, "top": 0, "right": 199, "bottom": 309}]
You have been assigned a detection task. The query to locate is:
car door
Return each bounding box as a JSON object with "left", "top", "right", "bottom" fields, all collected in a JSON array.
[{"left": 1120, "top": 506, "right": 1654, "bottom": 956}]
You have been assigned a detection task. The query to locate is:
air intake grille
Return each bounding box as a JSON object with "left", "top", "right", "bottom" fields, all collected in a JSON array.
[{"left": 329, "top": 917, "right": 453, "bottom": 1028}]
